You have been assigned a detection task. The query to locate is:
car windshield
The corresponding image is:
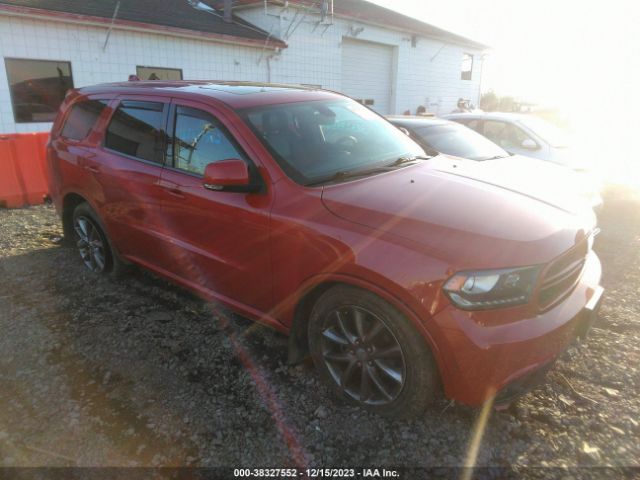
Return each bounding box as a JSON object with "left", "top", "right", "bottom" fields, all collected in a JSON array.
[
  {"left": 519, "top": 116, "right": 570, "bottom": 147},
  {"left": 240, "top": 99, "right": 426, "bottom": 185},
  {"left": 411, "top": 123, "right": 509, "bottom": 161}
]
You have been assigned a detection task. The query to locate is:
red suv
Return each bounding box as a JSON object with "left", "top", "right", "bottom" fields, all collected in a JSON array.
[{"left": 47, "top": 81, "right": 603, "bottom": 418}]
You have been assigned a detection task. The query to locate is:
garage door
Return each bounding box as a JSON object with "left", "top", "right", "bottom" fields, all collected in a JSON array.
[{"left": 341, "top": 38, "right": 394, "bottom": 115}]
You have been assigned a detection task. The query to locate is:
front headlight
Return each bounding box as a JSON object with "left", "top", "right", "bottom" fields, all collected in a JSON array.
[{"left": 443, "top": 266, "right": 541, "bottom": 310}]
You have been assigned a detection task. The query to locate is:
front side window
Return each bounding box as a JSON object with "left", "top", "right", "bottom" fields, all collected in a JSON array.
[
  {"left": 172, "top": 106, "right": 247, "bottom": 176},
  {"left": 241, "top": 99, "right": 425, "bottom": 185},
  {"left": 105, "top": 101, "right": 165, "bottom": 163},
  {"left": 136, "top": 66, "right": 183, "bottom": 81},
  {"left": 5, "top": 58, "right": 74, "bottom": 123},
  {"left": 461, "top": 53, "right": 473, "bottom": 80},
  {"left": 413, "top": 124, "right": 509, "bottom": 161},
  {"left": 483, "top": 120, "right": 532, "bottom": 151},
  {"left": 60, "top": 100, "right": 108, "bottom": 141}
]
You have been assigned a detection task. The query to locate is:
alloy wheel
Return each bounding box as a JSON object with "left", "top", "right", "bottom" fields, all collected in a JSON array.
[
  {"left": 320, "top": 305, "right": 406, "bottom": 406},
  {"left": 73, "top": 216, "right": 106, "bottom": 273}
]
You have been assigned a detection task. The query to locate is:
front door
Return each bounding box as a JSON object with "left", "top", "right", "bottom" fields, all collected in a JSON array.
[
  {"left": 158, "top": 100, "right": 273, "bottom": 314},
  {"left": 481, "top": 120, "right": 543, "bottom": 159}
]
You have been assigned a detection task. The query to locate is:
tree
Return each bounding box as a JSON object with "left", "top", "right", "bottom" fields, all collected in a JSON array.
[
  {"left": 480, "top": 90, "right": 498, "bottom": 111},
  {"left": 498, "top": 95, "right": 517, "bottom": 112}
]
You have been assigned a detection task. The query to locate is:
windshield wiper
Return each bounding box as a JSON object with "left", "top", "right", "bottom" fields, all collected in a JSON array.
[
  {"left": 389, "top": 155, "right": 433, "bottom": 166},
  {"left": 479, "top": 154, "right": 510, "bottom": 161},
  {"left": 306, "top": 167, "right": 391, "bottom": 186},
  {"left": 306, "top": 155, "right": 432, "bottom": 187}
]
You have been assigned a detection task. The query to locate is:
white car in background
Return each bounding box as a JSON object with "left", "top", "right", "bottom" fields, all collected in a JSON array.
[{"left": 387, "top": 115, "right": 603, "bottom": 213}]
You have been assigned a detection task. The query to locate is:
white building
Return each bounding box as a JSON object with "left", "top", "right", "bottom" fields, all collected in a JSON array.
[{"left": 0, "top": 0, "right": 486, "bottom": 135}]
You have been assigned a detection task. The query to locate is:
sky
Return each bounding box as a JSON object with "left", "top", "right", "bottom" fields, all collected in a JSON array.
[{"left": 368, "top": 0, "right": 640, "bottom": 185}]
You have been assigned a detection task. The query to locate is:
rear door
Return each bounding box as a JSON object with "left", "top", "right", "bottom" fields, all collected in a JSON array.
[
  {"left": 88, "top": 95, "right": 171, "bottom": 268},
  {"left": 157, "top": 99, "right": 273, "bottom": 313}
]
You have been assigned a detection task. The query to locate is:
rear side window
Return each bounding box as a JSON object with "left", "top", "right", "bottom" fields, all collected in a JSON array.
[
  {"left": 60, "top": 100, "right": 108, "bottom": 141},
  {"left": 466, "top": 119, "right": 480, "bottom": 131},
  {"left": 105, "top": 101, "right": 165, "bottom": 163}
]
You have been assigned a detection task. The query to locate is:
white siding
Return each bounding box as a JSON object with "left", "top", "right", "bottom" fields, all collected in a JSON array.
[
  {"left": 0, "top": 9, "right": 483, "bottom": 134},
  {"left": 237, "top": 5, "right": 483, "bottom": 115},
  {"left": 0, "top": 15, "right": 268, "bottom": 133}
]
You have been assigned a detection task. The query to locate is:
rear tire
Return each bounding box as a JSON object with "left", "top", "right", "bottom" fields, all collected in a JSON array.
[
  {"left": 308, "top": 285, "right": 440, "bottom": 419},
  {"left": 72, "top": 202, "right": 127, "bottom": 278}
]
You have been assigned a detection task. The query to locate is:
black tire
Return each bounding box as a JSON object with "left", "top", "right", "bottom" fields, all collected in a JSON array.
[
  {"left": 308, "top": 285, "right": 440, "bottom": 419},
  {"left": 72, "top": 202, "right": 127, "bottom": 278}
]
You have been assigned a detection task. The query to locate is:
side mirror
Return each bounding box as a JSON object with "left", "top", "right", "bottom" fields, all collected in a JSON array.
[
  {"left": 521, "top": 138, "right": 539, "bottom": 150},
  {"left": 202, "top": 159, "right": 260, "bottom": 193}
]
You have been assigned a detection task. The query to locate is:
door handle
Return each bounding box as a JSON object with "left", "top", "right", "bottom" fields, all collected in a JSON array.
[
  {"left": 165, "top": 187, "right": 185, "bottom": 199},
  {"left": 85, "top": 165, "right": 100, "bottom": 173}
]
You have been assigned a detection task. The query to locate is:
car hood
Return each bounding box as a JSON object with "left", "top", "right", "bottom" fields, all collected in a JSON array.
[
  {"left": 321, "top": 158, "right": 596, "bottom": 269},
  {"left": 544, "top": 145, "right": 597, "bottom": 171},
  {"left": 428, "top": 155, "right": 602, "bottom": 209}
]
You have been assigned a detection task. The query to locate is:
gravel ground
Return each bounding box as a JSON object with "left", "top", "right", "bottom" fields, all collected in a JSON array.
[{"left": 0, "top": 186, "right": 639, "bottom": 475}]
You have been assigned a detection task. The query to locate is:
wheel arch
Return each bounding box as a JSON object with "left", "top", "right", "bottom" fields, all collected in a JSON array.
[
  {"left": 61, "top": 192, "right": 90, "bottom": 244},
  {"left": 287, "top": 273, "right": 445, "bottom": 377}
]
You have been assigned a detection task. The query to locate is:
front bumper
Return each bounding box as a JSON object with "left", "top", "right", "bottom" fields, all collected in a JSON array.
[
  {"left": 430, "top": 250, "right": 603, "bottom": 406},
  {"left": 591, "top": 195, "right": 604, "bottom": 218},
  {"left": 493, "top": 283, "right": 603, "bottom": 408}
]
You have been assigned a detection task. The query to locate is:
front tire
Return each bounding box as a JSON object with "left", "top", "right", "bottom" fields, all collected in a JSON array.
[{"left": 308, "top": 285, "right": 440, "bottom": 419}]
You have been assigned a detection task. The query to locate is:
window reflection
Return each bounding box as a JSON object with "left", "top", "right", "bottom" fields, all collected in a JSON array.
[
  {"left": 105, "top": 101, "right": 164, "bottom": 163},
  {"left": 61, "top": 100, "right": 108, "bottom": 141},
  {"left": 173, "top": 107, "right": 245, "bottom": 176},
  {"left": 136, "top": 66, "right": 183, "bottom": 81},
  {"left": 5, "top": 58, "right": 73, "bottom": 123}
]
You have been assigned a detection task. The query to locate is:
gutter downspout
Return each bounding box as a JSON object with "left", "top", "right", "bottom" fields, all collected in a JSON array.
[
  {"left": 266, "top": 54, "right": 271, "bottom": 83},
  {"left": 477, "top": 53, "right": 487, "bottom": 108}
]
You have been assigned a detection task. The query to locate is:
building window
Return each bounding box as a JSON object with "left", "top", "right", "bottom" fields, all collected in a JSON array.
[
  {"left": 461, "top": 53, "right": 473, "bottom": 81},
  {"left": 5, "top": 58, "right": 74, "bottom": 123},
  {"left": 136, "top": 66, "right": 183, "bottom": 81},
  {"left": 60, "top": 100, "right": 109, "bottom": 141},
  {"left": 105, "top": 101, "right": 166, "bottom": 163}
]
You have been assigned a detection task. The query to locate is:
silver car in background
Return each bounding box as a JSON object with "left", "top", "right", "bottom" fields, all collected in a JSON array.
[
  {"left": 443, "top": 112, "right": 590, "bottom": 169},
  {"left": 388, "top": 115, "right": 603, "bottom": 213}
]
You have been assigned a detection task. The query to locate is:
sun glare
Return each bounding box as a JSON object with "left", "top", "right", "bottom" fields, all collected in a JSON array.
[{"left": 375, "top": 0, "right": 640, "bottom": 188}]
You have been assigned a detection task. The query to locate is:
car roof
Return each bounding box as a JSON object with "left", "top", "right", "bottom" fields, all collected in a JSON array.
[
  {"left": 444, "top": 111, "right": 530, "bottom": 122},
  {"left": 386, "top": 115, "right": 454, "bottom": 127},
  {"left": 75, "top": 80, "right": 344, "bottom": 109}
]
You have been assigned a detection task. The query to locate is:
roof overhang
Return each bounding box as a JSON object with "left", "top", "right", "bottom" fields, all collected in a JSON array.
[{"left": 0, "top": 3, "right": 288, "bottom": 50}]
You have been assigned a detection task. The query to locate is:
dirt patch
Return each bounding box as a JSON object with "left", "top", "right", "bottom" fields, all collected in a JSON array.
[{"left": 0, "top": 186, "right": 639, "bottom": 471}]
